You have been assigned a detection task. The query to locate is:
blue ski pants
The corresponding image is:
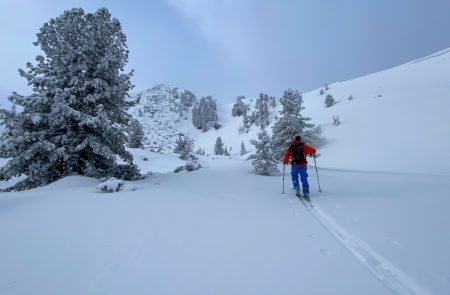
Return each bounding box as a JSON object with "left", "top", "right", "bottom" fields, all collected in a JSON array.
[{"left": 291, "top": 166, "right": 309, "bottom": 193}]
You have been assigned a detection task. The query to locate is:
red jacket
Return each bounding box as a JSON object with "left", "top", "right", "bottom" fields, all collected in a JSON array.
[{"left": 283, "top": 140, "right": 316, "bottom": 166}]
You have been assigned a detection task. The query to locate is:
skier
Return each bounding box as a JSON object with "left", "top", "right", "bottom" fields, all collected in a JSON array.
[{"left": 283, "top": 135, "right": 317, "bottom": 200}]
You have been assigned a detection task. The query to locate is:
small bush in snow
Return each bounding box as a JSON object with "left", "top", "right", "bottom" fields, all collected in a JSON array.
[
  {"left": 97, "top": 178, "right": 124, "bottom": 193},
  {"left": 333, "top": 115, "right": 341, "bottom": 126},
  {"left": 240, "top": 140, "right": 247, "bottom": 156},
  {"left": 185, "top": 162, "right": 201, "bottom": 172},
  {"left": 174, "top": 134, "right": 194, "bottom": 160},
  {"left": 348, "top": 95, "right": 354, "bottom": 101},
  {"left": 174, "top": 166, "right": 185, "bottom": 173},
  {"left": 325, "top": 94, "right": 335, "bottom": 107}
]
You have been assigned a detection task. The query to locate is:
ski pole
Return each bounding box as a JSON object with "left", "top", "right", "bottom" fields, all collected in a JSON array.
[
  {"left": 282, "top": 164, "right": 286, "bottom": 194},
  {"left": 313, "top": 156, "right": 322, "bottom": 192}
]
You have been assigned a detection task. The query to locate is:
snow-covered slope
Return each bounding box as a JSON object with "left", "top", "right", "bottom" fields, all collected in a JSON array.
[
  {"left": 128, "top": 84, "right": 196, "bottom": 153},
  {"left": 185, "top": 48, "right": 450, "bottom": 175},
  {"left": 301, "top": 48, "right": 450, "bottom": 175},
  {"left": 1, "top": 155, "right": 449, "bottom": 295}
]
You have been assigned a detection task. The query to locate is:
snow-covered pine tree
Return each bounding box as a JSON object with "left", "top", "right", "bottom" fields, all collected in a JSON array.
[
  {"left": 0, "top": 8, "right": 139, "bottom": 191},
  {"left": 271, "top": 88, "right": 321, "bottom": 159},
  {"left": 231, "top": 96, "right": 247, "bottom": 117},
  {"left": 269, "top": 95, "right": 276, "bottom": 108},
  {"left": 128, "top": 119, "right": 145, "bottom": 148},
  {"left": 240, "top": 140, "right": 247, "bottom": 156},
  {"left": 325, "top": 94, "right": 335, "bottom": 107},
  {"left": 247, "top": 129, "right": 279, "bottom": 176},
  {"left": 214, "top": 136, "right": 225, "bottom": 155},
  {"left": 179, "top": 90, "right": 196, "bottom": 118},
  {"left": 174, "top": 134, "right": 193, "bottom": 160},
  {"left": 192, "top": 96, "right": 220, "bottom": 131},
  {"left": 255, "top": 93, "right": 270, "bottom": 129},
  {"left": 195, "top": 147, "right": 205, "bottom": 156},
  {"left": 0, "top": 105, "right": 18, "bottom": 158},
  {"left": 242, "top": 113, "right": 251, "bottom": 132},
  {"left": 319, "top": 89, "right": 325, "bottom": 95}
]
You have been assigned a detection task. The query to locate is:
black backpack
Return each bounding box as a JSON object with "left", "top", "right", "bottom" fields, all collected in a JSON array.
[{"left": 290, "top": 143, "right": 306, "bottom": 165}]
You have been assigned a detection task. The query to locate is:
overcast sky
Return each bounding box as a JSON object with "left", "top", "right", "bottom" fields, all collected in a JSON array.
[{"left": 1, "top": 0, "right": 450, "bottom": 106}]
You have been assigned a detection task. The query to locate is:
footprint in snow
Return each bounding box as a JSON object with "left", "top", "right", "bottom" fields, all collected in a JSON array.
[
  {"left": 320, "top": 249, "right": 331, "bottom": 256},
  {"left": 307, "top": 233, "right": 314, "bottom": 239}
]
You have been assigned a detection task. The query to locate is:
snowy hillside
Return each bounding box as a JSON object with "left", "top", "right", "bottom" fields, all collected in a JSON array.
[
  {"left": 301, "top": 48, "right": 450, "bottom": 175},
  {"left": 186, "top": 48, "right": 450, "bottom": 175},
  {"left": 128, "top": 84, "right": 197, "bottom": 153}
]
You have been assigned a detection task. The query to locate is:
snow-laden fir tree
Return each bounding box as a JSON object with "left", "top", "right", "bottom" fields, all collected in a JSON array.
[
  {"left": 192, "top": 96, "right": 220, "bottom": 131},
  {"left": 174, "top": 134, "right": 194, "bottom": 160},
  {"left": 0, "top": 8, "right": 140, "bottom": 191},
  {"left": 0, "top": 105, "right": 18, "bottom": 157},
  {"left": 240, "top": 140, "right": 247, "bottom": 156},
  {"left": 325, "top": 94, "right": 335, "bottom": 107},
  {"left": 231, "top": 96, "right": 247, "bottom": 117},
  {"left": 128, "top": 118, "right": 145, "bottom": 148},
  {"left": 271, "top": 88, "right": 321, "bottom": 159},
  {"left": 214, "top": 136, "right": 225, "bottom": 155},
  {"left": 178, "top": 90, "right": 196, "bottom": 118},
  {"left": 255, "top": 93, "right": 270, "bottom": 129},
  {"left": 195, "top": 147, "right": 205, "bottom": 156},
  {"left": 247, "top": 129, "right": 279, "bottom": 176}
]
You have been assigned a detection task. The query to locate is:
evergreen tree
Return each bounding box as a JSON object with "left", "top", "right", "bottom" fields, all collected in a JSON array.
[
  {"left": 192, "top": 96, "right": 219, "bottom": 131},
  {"left": 271, "top": 88, "right": 320, "bottom": 159},
  {"left": 174, "top": 134, "right": 193, "bottom": 160},
  {"left": 269, "top": 95, "right": 277, "bottom": 108},
  {"left": 128, "top": 119, "right": 144, "bottom": 148},
  {"left": 231, "top": 96, "right": 247, "bottom": 117},
  {"left": 324, "top": 83, "right": 329, "bottom": 91},
  {"left": 214, "top": 136, "right": 225, "bottom": 155},
  {"left": 240, "top": 140, "right": 247, "bottom": 156},
  {"left": 242, "top": 113, "right": 251, "bottom": 132},
  {"left": 247, "top": 129, "right": 279, "bottom": 176},
  {"left": 325, "top": 94, "right": 335, "bottom": 107},
  {"left": 195, "top": 147, "right": 205, "bottom": 156},
  {"left": 255, "top": 93, "right": 270, "bottom": 129},
  {"left": 0, "top": 8, "right": 139, "bottom": 191},
  {"left": 319, "top": 89, "right": 325, "bottom": 95}
]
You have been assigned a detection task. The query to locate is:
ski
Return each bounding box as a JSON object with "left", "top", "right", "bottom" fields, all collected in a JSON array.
[{"left": 294, "top": 191, "right": 314, "bottom": 208}]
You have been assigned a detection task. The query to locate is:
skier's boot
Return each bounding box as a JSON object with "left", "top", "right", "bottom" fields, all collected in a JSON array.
[
  {"left": 303, "top": 193, "right": 311, "bottom": 202},
  {"left": 295, "top": 187, "right": 301, "bottom": 198}
]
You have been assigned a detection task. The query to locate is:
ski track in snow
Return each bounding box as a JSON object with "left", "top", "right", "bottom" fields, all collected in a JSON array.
[{"left": 295, "top": 197, "right": 432, "bottom": 295}]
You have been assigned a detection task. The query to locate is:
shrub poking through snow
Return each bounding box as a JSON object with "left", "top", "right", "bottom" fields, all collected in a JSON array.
[{"left": 97, "top": 178, "right": 124, "bottom": 193}]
